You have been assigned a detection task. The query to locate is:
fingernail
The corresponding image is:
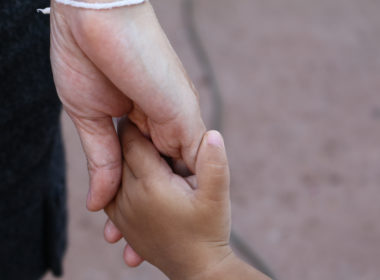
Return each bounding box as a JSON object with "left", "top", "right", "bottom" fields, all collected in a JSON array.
[{"left": 207, "top": 131, "right": 223, "bottom": 148}]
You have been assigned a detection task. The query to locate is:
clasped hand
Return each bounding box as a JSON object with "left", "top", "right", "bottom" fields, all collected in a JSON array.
[
  {"left": 105, "top": 119, "right": 232, "bottom": 279},
  {"left": 50, "top": 2, "right": 272, "bottom": 278},
  {"left": 50, "top": 0, "right": 206, "bottom": 268},
  {"left": 50, "top": 1, "right": 205, "bottom": 212}
]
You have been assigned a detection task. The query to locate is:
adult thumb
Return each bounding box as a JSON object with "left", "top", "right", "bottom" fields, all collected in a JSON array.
[
  {"left": 71, "top": 114, "right": 122, "bottom": 212},
  {"left": 196, "top": 131, "right": 230, "bottom": 201}
]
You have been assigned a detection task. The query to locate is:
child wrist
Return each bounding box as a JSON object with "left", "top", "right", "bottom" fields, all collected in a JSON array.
[{"left": 171, "top": 248, "right": 236, "bottom": 280}]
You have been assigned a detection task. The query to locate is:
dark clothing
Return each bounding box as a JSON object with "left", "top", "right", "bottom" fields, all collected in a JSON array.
[{"left": 0, "top": 0, "right": 67, "bottom": 279}]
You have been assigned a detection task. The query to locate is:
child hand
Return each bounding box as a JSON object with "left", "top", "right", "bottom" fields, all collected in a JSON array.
[{"left": 105, "top": 120, "right": 232, "bottom": 279}]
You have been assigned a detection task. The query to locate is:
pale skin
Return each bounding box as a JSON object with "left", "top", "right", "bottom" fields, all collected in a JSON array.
[
  {"left": 50, "top": 0, "right": 205, "bottom": 264},
  {"left": 105, "top": 120, "right": 271, "bottom": 280},
  {"left": 50, "top": 1, "right": 205, "bottom": 210}
]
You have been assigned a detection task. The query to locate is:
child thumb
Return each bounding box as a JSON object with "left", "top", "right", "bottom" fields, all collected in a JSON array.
[{"left": 196, "top": 130, "right": 230, "bottom": 201}]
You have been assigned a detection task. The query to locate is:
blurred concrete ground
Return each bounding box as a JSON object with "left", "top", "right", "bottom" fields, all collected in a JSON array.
[{"left": 45, "top": 0, "right": 380, "bottom": 279}]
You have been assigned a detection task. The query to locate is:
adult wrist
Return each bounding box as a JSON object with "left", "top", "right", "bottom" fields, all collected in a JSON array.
[
  {"left": 69, "top": 0, "right": 145, "bottom": 3},
  {"left": 51, "top": 0, "right": 147, "bottom": 11}
]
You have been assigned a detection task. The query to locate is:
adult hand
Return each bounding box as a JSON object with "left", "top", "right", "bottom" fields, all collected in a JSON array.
[{"left": 50, "top": 1, "right": 205, "bottom": 212}]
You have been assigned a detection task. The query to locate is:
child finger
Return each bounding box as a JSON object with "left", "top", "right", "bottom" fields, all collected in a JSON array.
[
  {"left": 104, "top": 218, "right": 123, "bottom": 243},
  {"left": 123, "top": 244, "right": 144, "bottom": 267},
  {"left": 118, "top": 120, "right": 170, "bottom": 180},
  {"left": 196, "top": 130, "right": 230, "bottom": 201}
]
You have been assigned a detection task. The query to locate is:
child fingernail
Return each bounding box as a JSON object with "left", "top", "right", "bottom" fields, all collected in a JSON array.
[{"left": 207, "top": 130, "right": 223, "bottom": 147}]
